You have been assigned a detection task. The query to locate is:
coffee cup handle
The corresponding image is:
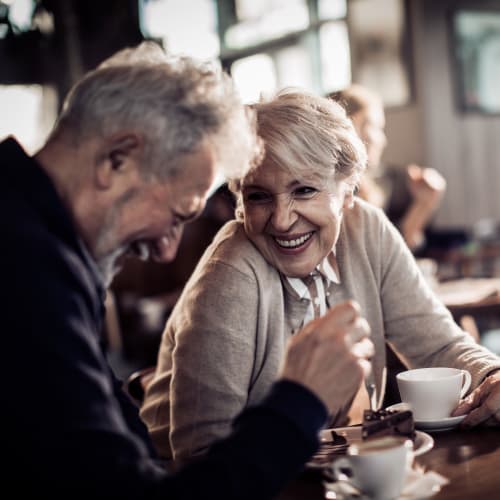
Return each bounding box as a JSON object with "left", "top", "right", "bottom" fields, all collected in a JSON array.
[
  {"left": 460, "top": 370, "right": 472, "bottom": 398},
  {"left": 331, "top": 457, "right": 354, "bottom": 482}
]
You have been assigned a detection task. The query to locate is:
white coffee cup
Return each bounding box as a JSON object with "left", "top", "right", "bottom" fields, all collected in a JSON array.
[
  {"left": 330, "top": 436, "right": 413, "bottom": 500},
  {"left": 396, "top": 367, "right": 471, "bottom": 421}
]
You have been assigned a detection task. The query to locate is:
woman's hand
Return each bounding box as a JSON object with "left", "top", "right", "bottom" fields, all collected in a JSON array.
[{"left": 452, "top": 370, "right": 500, "bottom": 427}]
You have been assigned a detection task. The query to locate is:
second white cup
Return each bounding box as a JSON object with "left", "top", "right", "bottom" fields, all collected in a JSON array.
[{"left": 330, "top": 436, "right": 413, "bottom": 500}]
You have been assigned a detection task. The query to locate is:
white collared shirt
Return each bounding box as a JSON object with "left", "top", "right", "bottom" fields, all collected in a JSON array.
[{"left": 286, "top": 251, "right": 340, "bottom": 325}]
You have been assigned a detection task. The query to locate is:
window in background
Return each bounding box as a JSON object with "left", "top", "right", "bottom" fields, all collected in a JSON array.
[
  {"left": 1, "top": 0, "right": 34, "bottom": 37},
  {"left": 275, "top": 44, "right": 314, "bottom": 91},
  {"left": 231, "top": 44, "right": 313, "bottom": 103},
  {"left": 0, "top": 1, "right": 57, "bottom": 152},
  {"left": 139, "top": 0, "right": 220, "bottom": 60},
  {"left": 231, "top": 53, "right": 276, "bottom": 103},
  {"left": 0, "top": 84, "right": 57, "bottom": 153},
  {"left": 348, "top": 0, "right": 412, "bottom": 107},
  {"left": 320, "top": 21, "right": 351, "bottom": 93},
  {"left": 226, "top": 0, "right": 308, "bottom": 49},
  {"left": 138, "top": 0, "right": 413, "bottom": 106},
  {"left": 318, "top": 0, "right": 347, "bottom": 20},
  {"left": 0, "top": 0, "right": 53, "bottom": 39},
  {"left": 219, "top": 0, "right": 350, "bottom": 102},
  {"left": 451, "top": 7, "right": 500, "bottom": 114}
]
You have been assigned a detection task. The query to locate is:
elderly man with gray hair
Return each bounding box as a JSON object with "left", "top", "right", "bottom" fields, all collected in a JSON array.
[{"left": 2, "top": 42, "right": 374, "bottom": 499}]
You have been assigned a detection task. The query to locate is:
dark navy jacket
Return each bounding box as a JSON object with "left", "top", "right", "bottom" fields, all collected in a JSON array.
[{"left": 1, "top": 137, "right": 327, "bottom": 499}]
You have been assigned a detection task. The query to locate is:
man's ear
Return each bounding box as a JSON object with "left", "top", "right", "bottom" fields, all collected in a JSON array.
[{"left": 94, "top": 133, "right": 143, "bottom": 190}]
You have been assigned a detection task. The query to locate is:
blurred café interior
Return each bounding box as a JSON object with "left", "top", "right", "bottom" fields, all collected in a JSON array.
[{"left": 2, "top": 0, "right": 500, "bottom": 378}]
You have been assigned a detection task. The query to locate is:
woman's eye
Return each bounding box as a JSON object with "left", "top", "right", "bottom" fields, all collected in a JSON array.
[
  {"left": 293, "top": 186, "right": 318, "bottom": 199},
  {"left": 245, "top": 191, "right": 272, "bottom": 204}
]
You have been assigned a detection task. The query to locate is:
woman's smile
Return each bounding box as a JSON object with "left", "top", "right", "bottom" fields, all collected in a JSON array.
[{"left": 272, "top": 231, "right": 315, "bottom": 253}]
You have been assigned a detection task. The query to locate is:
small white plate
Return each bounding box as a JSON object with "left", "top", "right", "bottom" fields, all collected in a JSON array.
[{"left": 386, "top": 403, "right": 466, "bottom": 432}]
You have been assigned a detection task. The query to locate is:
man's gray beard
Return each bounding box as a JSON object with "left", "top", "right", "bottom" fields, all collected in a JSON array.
[{"left": 96, "top": 247, "right": 125, "bottom": 288}]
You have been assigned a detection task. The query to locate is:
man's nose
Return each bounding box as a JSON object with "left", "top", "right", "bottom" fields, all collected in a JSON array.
[
  {"left": 270, "top": 195, "right": 297, "bottom": 231},
  {"left": 153, "top": 226, "right": 184, "bottom": 263}
]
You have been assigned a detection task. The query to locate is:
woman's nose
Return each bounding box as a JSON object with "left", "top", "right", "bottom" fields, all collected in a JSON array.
[{"left": 270, "top": 195, "right": 297, "bottom": 231}]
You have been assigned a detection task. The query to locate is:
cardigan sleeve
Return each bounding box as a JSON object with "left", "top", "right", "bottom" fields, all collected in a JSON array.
[
  {"left": 167, "top": 259, "right": 261, "bottom": 461},
  {"left": 374, "top": 208, "right": 500, "bottom": 389}
]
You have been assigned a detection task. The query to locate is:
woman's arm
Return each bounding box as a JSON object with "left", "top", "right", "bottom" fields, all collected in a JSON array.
[
  {"left": 400, "top": 164, "right": 446, "bottom": 250},
  {"left": 376, "top": 208, "right": 500, "bottom": 389},
  {"left": 167, "top": 260, "right": 261, "bottom": 462}
]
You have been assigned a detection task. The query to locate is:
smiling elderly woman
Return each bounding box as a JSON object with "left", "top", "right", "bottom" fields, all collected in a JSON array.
[{"left": 140, "top": 89, "right": 500, "bottom": 463}]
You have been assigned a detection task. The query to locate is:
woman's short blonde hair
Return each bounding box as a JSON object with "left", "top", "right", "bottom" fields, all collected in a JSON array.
[{"left": 229, "top": 88, "right": 367, "bottom": 211}]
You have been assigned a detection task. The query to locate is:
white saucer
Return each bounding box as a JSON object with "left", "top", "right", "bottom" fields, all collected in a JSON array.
[
  {"left": 309, "top": 426, "right": 434, "bottom": 468},
  {"left": 413, "top": 415, "right": 466, "bottom": 432},
  {"left": 318, "top": 426, "right": 433, "bottom": 456},
  {"left": 324, "top": 461, "right": 448, "bottom": 500},
  {"left": 386, "top": 403, "right": 466, "bottom": 432},
  {"left": 413, "top": 430, "right": 435, "bottom": 455}
]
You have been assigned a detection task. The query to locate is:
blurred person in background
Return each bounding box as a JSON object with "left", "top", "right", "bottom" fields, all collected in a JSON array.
[
  {"left": 330, "top": 84, "right": 447, "bottom": 254},
  {"left": 2, "top": 42, "right": 375, "bottom": 499}
]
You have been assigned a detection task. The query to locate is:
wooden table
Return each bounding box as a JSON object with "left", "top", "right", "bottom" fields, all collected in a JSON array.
[
  {"left": 426, "top": 241, "right": 500, "bottom": 280},
  {"left": 433, "top": 278, "right": 500, "bottom": 336},
  {"left": 276, "top": 427, "right": 500, "bottom": 499},
  {"left": 417, "top": 427, "right": 500, "bottom": 499},
  {"left": 434, "top": 278, "right": 500, "bottom": 309}
]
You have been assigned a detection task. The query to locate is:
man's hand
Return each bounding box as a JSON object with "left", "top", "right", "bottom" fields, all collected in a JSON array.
[
  {"left": 452, "top": 370, "right": 500, "bottom": 427},
  {"left": 279, "top": 300, "right": 374, "bottom": 415}
]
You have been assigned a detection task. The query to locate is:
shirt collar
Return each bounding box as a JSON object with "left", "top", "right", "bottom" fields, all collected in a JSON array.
[
  {"left": 285, "top": 250, "right": 341, "bottom": 298},
  {"left": 319, "top": 252, "right": 341, "bottom": 284}
]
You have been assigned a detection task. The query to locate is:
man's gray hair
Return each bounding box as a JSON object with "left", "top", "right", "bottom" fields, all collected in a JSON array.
[{"left": 52, "top": 41, "right": 261, "bottom": 180}]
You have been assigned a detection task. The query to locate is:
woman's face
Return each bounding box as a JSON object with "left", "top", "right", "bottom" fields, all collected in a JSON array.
[
  {"left": 351, "top": 103, "right": 387, "bottom": 170},
  {"left": 241, "top": 160, "right": 353, "bottom": 278}
]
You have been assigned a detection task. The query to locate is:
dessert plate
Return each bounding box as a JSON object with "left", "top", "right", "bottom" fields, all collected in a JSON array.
[
  {"left": 308, "top": 426, "right": 434, "bottom": 469},
  {"left": 386, "top": 403, "right": 466, "bottom": 432}
]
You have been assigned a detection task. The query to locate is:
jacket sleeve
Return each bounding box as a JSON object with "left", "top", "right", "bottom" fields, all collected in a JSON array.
[
  {"left": 4, "top": 215, "right": 327, "bottom": 500},
  {"left": 161, "top": 381, "right": 327, "bottom": 500}
]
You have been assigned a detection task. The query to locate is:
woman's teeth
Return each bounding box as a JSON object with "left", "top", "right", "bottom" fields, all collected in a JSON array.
[{"left": 275, "top": 232, "right": 312, "bottom": 248}]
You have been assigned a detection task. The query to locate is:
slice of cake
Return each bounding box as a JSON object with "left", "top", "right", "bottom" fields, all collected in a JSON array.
[{"left": 362, "top": 409, "right": 415, "bottom": 441}]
